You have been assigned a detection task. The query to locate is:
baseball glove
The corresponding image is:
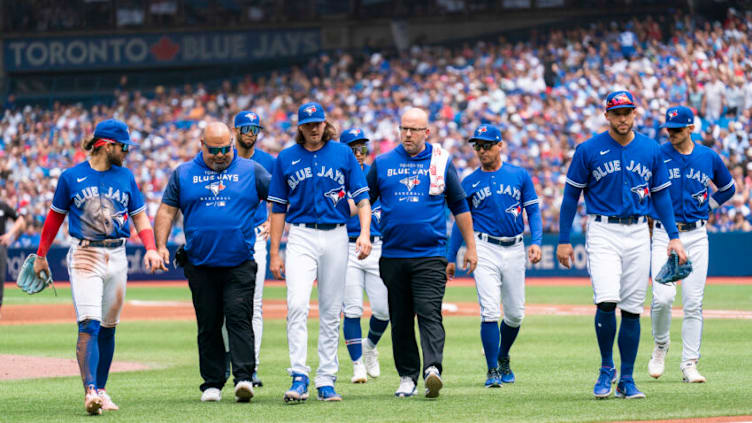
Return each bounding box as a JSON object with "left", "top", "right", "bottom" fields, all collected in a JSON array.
[
  {"left": 16, "top": 254, "right": 57, "bottom": 295},
  {"left": 654, "top": 251, "right": 693, "bottom": 285}
]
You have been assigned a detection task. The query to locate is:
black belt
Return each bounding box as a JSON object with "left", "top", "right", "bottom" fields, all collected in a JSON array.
[
  {"left": 656, "top": 221, "right": 705, "bottom": 232},
  {"left": 295, "top": 223, "right": 343, "bottom": 231},
  {"left": 79, "top": 239, "right": 125, "bottom": 248},
  {"left": 593, "top": 215, "right": 646, "bottom": 225},
  {"left": 349, "top": 236, "right": 380, "bottom": 243},
  {"left": 477, "top": 233, "right": 522, "bottom": 247}
]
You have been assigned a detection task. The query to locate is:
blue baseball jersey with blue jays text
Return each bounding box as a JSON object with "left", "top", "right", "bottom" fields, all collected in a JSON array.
[
  {"left": 367, "top": 144, "right": 468, "bottom": 258},
  {"left": 248, "top": 148, "right": 276, "bottom": 227},
  {"left": 565, "top": 131, "right": 671, "bottom": 216},
  {"left": 51, "top": 161, "right": 145, "bottom": 241},
  {"left": 346, "top": 164, "right": 382, "bottom": 238},
  {"left": 651, "top": 142, "right": 734, "bottom": 223},
  {"left": 462, "top": 163, "right": 540, "bottom": 239},
  {"left": 161, "top": 153, "right": 270, "bottom": 267},
  {"left": 268, "top": 141, "right": 369, "bottom": 223}
]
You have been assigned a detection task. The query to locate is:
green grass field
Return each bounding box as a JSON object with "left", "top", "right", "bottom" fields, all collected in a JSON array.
[{"left": 1, "top": 283, "right": 751, "bottom": 422}]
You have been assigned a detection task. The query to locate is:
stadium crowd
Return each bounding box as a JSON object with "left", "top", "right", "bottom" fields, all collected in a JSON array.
[{"left": 2, "top": 9, "right": 752, "bottom": 248}]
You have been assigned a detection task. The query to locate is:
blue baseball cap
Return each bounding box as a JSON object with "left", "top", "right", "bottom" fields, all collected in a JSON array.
[
  {"left": 234, "top": 111, "right": 263, "bottom": 129},
  {"left": 340, "top": 127, "right": 369, "bottom": 144},
  {"left": 661, "top": 106, "right": 694, "bottom": 128},
  {"left": 298, "top": 102, "right": 326, "bottom": 125},
  {"left": 605, "top": 90, "right": 636, "bottom": 111},
  {"left": 93, "top": 119, "right": 136, "bottom": 145},
  {"left": 468, "top": 124, "right": 502, "bottom": 143}
]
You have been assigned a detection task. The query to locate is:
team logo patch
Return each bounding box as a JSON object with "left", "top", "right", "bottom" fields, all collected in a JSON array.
[
  {"left": 112, "top": 210, "right": 128, "bottom": 227},
  {"left": 400, "top": 176, "right": 421, "bottom": 191},
  {"left": 692, "top": 188, "right": 708, "bottom": 205},
  {"left": 505, "top": 203, "right": 522, "bottom": 218},
  {"left": 246, "top": 112, "right": 257, "bottom": 121},
  {"left": 478, "top": 126, "right": 487, "bottom": 134},
  {"left": 205, "top": 181, "right": 226, "bottom": 196},
  {"left": 630, "top": 183, "right": 650, "bottom": 202},
  {"left": 350, "top": 128, "right": 361, "bottom": 136},
  {"left": 669, "top": 109, "right": 678, "bottom": 118},
  {"left": 304, "top": 105, "right": 317, "bottom": 115},
  {"left": 372, "top": 208, "right": 382, "bottom": 224},
  {"left": 324, "top": 187, "right": 346, "bottom": 206}
]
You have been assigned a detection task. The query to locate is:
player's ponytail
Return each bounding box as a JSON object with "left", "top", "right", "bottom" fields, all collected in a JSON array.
[{"left": 82, "top": 136, "right": 96, "bottom": 151}]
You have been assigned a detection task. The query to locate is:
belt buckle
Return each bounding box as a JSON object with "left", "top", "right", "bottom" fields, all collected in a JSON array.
[{"left": 479, "top": 233, "right": 488, "bottom": 242}]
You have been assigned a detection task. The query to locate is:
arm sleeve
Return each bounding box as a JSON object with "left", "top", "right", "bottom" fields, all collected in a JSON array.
[
  {"left": 558, "top": 183, "right": 582, "bottom": 244},
  {"left": 446, "top": 221, "right": 464, "bottom": 262},
  {"left": 367, "top": 161, "right": 380, "bottom": 204},
  {"left": 267, "top": 155, "right": 289, "bottom": 207},
  {"left": 652, "top": 187, "right": 680, "bottom": 239},
  {"left": 710, "top": 153, "right": 735, "bottom": 209},
  {"left": 525, "top": 202, "right": 543, "bottom": 246},
  {"left": 50, "top": 173, "right": 72, "bottom": 214},
  {"left": 37, "top": 209, "right": 66, "bottom": 257},
  {"left": 128, "top": 173, "right": 146, "bottom": 215},
  {"left": 161, "top": 168, "right": 181, "bottom": 207},
  {"left": 254, "top": 161, "right": 271, "bottom": 201},
  {"left": 346, "top": 149, "right": 369, "bottom": 204}
]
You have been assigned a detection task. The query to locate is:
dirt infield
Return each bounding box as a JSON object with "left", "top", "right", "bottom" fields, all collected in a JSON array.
[{"left": 0, "top": 354, "right": 148, "bottom": 381}]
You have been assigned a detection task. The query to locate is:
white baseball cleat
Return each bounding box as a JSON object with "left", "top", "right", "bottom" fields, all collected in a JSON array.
[
  {"left": 424, "top": 366, "right": 443, "bottom": 399},
  {"left": 363, "top": 340, "right": 380, "bottom": 378},
  {"left": 648, "top": 343, "right": 668, "bottom": 379},
  {"left": 84, "top": 386, "right": 103, "bottom": 415},
  {"left": 97, "top": 389, "right": 119, "bottom": 411},
  {"left": 681, "top": 360, "right": 706, "bottom": 383},
  {"left": 395, "top": 376, "right": 416, "bottom": 397},
  {"left": 200, "top": 387, "right": 222, "bottom": 402},
  {"left": 351, "top": 360, "right": 368, "bottom": 384},
  {"left": 234, "top": 381, "right": 255, "bottom": 402}
]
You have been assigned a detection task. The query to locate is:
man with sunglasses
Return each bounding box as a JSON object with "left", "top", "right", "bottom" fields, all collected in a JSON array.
[
  {"left": 647, "top": 106, "right": 735, "bottom": 384},
  {"left": 446, "top": 124, "right": 542, "bottom": 388},
  {"left": 339, "top": 127, "right": 390, "bottom": 384},
  {"left": 557, "top": 91, "right": 687, "bottom": 400},
  {"left": 154, "top": 122, "right": 271, "bottom": 404}
]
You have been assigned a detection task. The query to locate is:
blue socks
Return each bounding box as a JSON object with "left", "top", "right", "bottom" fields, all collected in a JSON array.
[
  {"left": 76, "top": 320, "right": 101, "bottom": 388},
  {"left": 367, "top": 316, "right": 389, "bottom": 346},
  {"left": 343, "top": 317, "right": 363, "bottom": 361},
  {"left": 498, "top": 321, "right": 520, "bottom": 360},
  {"left": 480, "top": 321, "right": 500, "bottom": 370},
  {"left": 594, "top": 309, "right": 616, "bottom": 369},
  {"left": 96, "top": 327, "right": 116, "bottom": 390},
  {"left": 617, "top": 316, "right": 640, "bottom": 379}
]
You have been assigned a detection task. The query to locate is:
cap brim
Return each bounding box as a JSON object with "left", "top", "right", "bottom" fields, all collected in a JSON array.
[
  {"left": 469, "top": 137, "right": 501, "bottom": 143},
  {"left": 298, "top": 117, "right": 325, "bottom": 125},
  {"left": 346, "top": 138, "right": 369, "bottom": 144},
  {"left": 606, "top": 105, "right": 636, "bottom": 111},
  {"left": 236, "top": 124, "right": 264, "bottom": 129},
  {"left": 661, "top": 122, "right": 690, "bottom": 128}
]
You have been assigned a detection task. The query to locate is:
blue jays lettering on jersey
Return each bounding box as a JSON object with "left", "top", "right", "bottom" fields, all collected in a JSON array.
[
  {"left": 652, "top": 142, "right": 734, "bottom": 223},
  {"left": 161, "top": 153, "right": 270, "bottom": 267},
  {"left": 367, "top": 144, "right": 468, "bottom": 258},
  {"left": 248, "top": 148, "right": 276, "bottom": 227},
  {"left": 346, "top": 164, "right": 382, "bottom": 238},
  {"left": 565, "top": 131, "right": 671, "bottom": 216},
  {"left": 51, "top": 161, "right": 145, "bottom": 241},
  {"left": 268, "top": 141, "right": 369, "bottom": 223}
]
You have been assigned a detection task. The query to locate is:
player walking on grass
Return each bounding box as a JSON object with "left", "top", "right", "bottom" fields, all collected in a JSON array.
[
  {"left": 268, "top": 102, "right": 372, "bottom": 403},
  {"left": 32, "top": 119, "right": 165, "bottom": 415},
  {"left": 648, "top": 106, "right": 735, "bottom": 383},
  {"left": 556, "top": 91, "right": 687, "bottom": 399},
  {"left": 446, "top": 124, "right": 542, "bottom": 388}
]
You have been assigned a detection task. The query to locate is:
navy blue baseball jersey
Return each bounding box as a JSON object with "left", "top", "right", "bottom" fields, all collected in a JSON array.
[
  {"left": 161, "top": 153, "right": 270, "bottom": 267},
  {"left": 565, "top": 131, "right": 671, "bottom": 216},
  {"left": 51, "top": 161, "right": 145, "bottom": 241},
  {"left": 651, "top": 142, "right": 734, "bottom": 223},
  {"left": 248, "top": 148, "right": 276, "bottom": 227},
  {"left": 268, "top": 141, "right": 369, "bottom": 223},
  {"left": 346, "top": 164, "right": 382, "bottom": 238}
]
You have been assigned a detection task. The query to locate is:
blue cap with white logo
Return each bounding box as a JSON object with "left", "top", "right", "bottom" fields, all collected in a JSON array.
[
  {"left": 605, "top": 90, "right": 636, "bottom": 111},
  {"left": 94, "top": 119, "right": 136, "bottom": 145},
  {"left": 234, "top": 111, "right": 263, "bottom": 129},
  {"left": 661, "top": 106, "right": 694, "bottom": 128},
  {"left": 298, "top": 102, "right": 326, "bottom": 125},
  {"left": 340, "top": 127, "right": 369, "bottom": 144},
  {"left": 468, "top": 124, "right": 502, "bottom": 143}
]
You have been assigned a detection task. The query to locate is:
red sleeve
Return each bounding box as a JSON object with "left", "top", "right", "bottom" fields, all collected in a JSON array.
[{"left": 37, "top": 209, "right": 66, "bottom": 257}]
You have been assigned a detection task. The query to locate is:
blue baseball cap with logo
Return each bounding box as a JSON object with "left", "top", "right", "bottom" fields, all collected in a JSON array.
[
  {"left": 468, "top": 124, "right": 502, "bottom": 143},
  {"left": 340, "top": 127, "right": 369, "bottom": 144},
  {"left": 661, "top": 106, "right": 694, "bottom": 128},
  {"left": 94, "top": 119, "right": 136, "bottom": 145},
  {"left": 605, "top": 90, "right": 636, "bottom": 111},
  {"left": 234, "top": 111, "right": 263, "bottom": 129},
  {"left": 298, "top": 102, "right": 326, "bottom": 125}
]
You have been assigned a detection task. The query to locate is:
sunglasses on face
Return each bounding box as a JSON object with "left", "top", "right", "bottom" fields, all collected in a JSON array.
[
  {"left": 473, "top": 143, "right": 496, "bottom": 151},
  {"left": 351, "top": 145, "right": 368, "bottom": 155},
  {"left": 97, "top": 138, "right": 129, "bottom": 152},
  {"left": 203, "top": 141, "right": 232, "bottom": 155},
  {"left": 239, "top": 125, "right": 261, "bottom": 135}
]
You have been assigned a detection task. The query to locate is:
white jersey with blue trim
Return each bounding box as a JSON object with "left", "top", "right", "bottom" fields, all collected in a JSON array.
[
  {"left": 654, "top": 142, "right": 734, "bottom": 223},
  {"left": 268, "top": 141, "right": 369, "bottom": 224},
  {"left": 565, "top": 131, "right": 671, "bottom": 217},
  {"left": 51, "top": 161, "right": 145, "bottom": 240},
  {"left": 461, "top": 163, "right": 539, "bottom": 238},
  {"left": 248, "top": 148, "right": 276, "bottom": 227}
]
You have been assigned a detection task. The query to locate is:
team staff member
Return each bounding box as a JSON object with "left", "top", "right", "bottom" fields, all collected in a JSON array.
[
  {"left": 0, "top": 200, "right": 26, "bottom": 317},
  {"left": 557, "top": 91, "right": 687, "bottom": 400},
  {"left": 446, "top": 124, "right": 543, "bottom": 388},
  {"left": 33, "top": 119, "right": 164, "bottom": 415},
  {"left": 268, "top": 102, "right": 372, "bottom": 403},
  {"left": 367, "top": 107, "right": 477, "bottom": 399},
  {"left": 648, "top": 106, "right": 735, "bottom": 383},
  {"left": 154, "top": 122, "right": 270, "bottom": 403},
  {"left": 340, "top": 127, "right": 390, "bottom": 384}
]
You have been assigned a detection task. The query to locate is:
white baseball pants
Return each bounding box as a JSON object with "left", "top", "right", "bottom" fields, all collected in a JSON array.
[
  {"left": 252, "top": 226, "right": 267, "bottom": 369},
  {"left": 473, "top": 237, "right": 526, "bottom": 326},
  {"left": 343, "top": 240, "right": 388, "bottom": 321}
]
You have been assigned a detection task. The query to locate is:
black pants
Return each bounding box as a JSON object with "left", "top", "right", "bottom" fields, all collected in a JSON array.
[
  {"left": 184, "top": 259, "right": 257, "bottom": 391},
  {"left": 379, "top": 256, "right": 448, "bottom": 383},
  {"left": 0, "top": 245, "right": 7, "bottom": 308}
]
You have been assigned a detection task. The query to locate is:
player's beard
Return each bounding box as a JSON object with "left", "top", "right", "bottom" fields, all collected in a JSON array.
[
  {"left": 610, "top": 120, "right": 633, "bottom": 136},
  {"left": 238, "top": 138, "right": 255, "bottom": 150},
  {"left": 107, "top": 150, "right": 123, "bottom": 167}
]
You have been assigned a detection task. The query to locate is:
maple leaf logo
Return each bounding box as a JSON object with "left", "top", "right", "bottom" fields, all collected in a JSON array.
[{"left": 151, "top": 36, "right": 180, "bottom": 61}]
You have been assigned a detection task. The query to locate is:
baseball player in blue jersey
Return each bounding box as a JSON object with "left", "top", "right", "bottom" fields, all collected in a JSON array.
[
  {"left": 446, "top": 124, "right": 543, "bottom": 388},
  {"left": 647, "top": 106, "right": 735, "bottom": 383},
  {"left": 556, "top": 91, "right": 687, "bottom": 399},
  {"left": 268, "top": 102, "right": 372, "bottom": 402},
  {"left": 339, "top": 127, "right": 390, "bottom": 384},
  {"left": 32, "top": 119, "right": 165, "bottom": 415}
]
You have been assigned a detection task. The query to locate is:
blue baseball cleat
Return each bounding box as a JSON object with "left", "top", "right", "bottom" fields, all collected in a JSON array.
[
  {"left": 485, "top": 368, "right": 502, "bottom": 388},
  {"left": 317, "top": 385, "right": 342, "bottom": 401},
  {"left": 283, "top": 374, "right": 309, "bottom": 403},
  {"left": 615, "top": 377, "right": 646, "bottom": 399},
  {"left": 498, "top": 356, "right": 515, "bottom": 384},
  {"left": 593, "top": 366, "right": 617, "bottom": 399}
]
